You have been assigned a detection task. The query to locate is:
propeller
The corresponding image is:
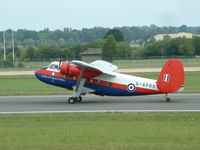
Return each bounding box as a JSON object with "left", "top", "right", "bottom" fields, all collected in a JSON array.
[{"left": 58, "top": 58, "right": 62, "bottom": 69}]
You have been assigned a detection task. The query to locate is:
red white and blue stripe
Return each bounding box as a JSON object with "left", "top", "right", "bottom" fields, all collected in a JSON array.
[{"left": 35, "top": 68, "right": 163, "bottom": 96}]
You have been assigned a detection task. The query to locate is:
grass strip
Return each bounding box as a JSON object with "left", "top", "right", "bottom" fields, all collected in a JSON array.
[{"left": 0, "top": 112, "right": 200, "bottom": 150}]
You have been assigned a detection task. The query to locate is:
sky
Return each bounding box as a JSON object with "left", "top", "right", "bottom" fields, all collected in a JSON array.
[{"left": 0, "top": 0, "right": 199, "bottom": 31}]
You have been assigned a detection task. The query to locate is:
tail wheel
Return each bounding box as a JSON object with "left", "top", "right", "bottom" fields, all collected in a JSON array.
[
  {"left": 68, "top": 97, "right": 75, "bottom": 104},
  {"left": 75, "top": 96, "right": 82, "bottom": 103}
]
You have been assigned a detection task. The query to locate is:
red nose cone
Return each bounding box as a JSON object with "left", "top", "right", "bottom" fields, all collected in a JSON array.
[
  {"left": 35, "top": 68, "right": 44, "bottom": 76},
  {"left": 35, "top": 69, "right": 40, "bottom": 74}
]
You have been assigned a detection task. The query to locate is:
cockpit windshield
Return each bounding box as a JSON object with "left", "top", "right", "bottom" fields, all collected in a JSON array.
[
  {"left": 46, "top": 62, "right": 60, "bottom": 71},
  {"left": 49, "top": 64, "right": 59, "bottom": 70}
]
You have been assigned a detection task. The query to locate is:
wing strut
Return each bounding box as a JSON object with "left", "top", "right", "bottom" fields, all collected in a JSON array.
[
  {"left": 68, "top": 66, "right": 86, "bottom": 104},
  {"left": 73, "top": 66, "right": 85, "bottom": 97}
]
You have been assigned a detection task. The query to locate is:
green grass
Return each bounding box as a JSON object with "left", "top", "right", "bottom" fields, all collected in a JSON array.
[
  {"left": 0, "top": 71, "right": 199, "bottom": 95},
  {"left": 0, "top": 112, "right": 200, "bottom": 150},
  {"left": 0, "top": 75, "right": 71, "bottom": 95}
]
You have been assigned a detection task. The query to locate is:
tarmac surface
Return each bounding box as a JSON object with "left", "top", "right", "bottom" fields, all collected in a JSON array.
[{"left": 0, "top": 93, "right": 200, "bottom": 114}]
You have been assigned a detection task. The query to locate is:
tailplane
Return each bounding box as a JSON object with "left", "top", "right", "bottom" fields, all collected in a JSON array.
[{"left": 157, "top": 59, "right": 184, "bottom": 93}]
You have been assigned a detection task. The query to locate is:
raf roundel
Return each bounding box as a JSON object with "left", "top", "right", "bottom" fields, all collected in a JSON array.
[{"left": 127, "top": 83, "right": 136, "bottom": 92}]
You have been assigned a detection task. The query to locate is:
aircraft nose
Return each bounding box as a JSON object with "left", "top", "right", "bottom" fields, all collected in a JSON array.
[
  {"left": 35, "top": 69, "right": 42, "bottom": 79},
  {"left": 35, "top": 69, "right": 40, "bottom": 75}
]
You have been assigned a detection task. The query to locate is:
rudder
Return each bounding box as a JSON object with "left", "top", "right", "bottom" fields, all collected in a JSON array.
[{"left": 157, "top": 59, "right": 184, "bottom": 93}]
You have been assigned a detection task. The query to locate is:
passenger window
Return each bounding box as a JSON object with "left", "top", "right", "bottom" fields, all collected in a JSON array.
[
  {"left": 89, "top": 79, "right": 93, "bottom": 83},
  {"left": 50, "top": 64, "right": 55, "bottom": 69},
  {"left": 108, "top": 82, "right": 112, "bottom": 86},
  {"left": 49, "top": 64, "right": 59, "bottom": 70},
  {"left": 54, "top": 65, "right": 59, "bottom": 69},
  {"left": 96, "top": 80, "right": 100, "bottom": 84}
]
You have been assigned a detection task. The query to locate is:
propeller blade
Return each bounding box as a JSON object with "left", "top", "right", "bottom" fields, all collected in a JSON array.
[{"left": 59, "top": 58, "right": 62, "bottom": 69}]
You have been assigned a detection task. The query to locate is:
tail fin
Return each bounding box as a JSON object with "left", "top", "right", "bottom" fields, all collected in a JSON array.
[{"left": 157, "top": 59, "right": 184, "bottom": 93}]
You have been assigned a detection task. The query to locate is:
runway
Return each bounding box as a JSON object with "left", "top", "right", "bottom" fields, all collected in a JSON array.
[{"left": 0, "top": 93, "right": 200, "bottom": 114}]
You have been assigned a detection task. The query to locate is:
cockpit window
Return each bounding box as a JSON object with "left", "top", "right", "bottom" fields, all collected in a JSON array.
[{"left": 48, "top": 64, "right": 59, "bottom": 70}]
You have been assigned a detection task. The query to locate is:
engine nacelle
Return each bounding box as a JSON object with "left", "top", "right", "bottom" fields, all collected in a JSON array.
[
  {"left": 60, "top": 62, "right": 102, "bottom": 78},
  {"left": 60, "top": 62, "right": 80, "bottom": 77}
]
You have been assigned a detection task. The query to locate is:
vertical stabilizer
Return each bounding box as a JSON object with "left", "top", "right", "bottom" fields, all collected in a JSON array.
[{"left": 157, "top": 59, "right": 184, "bottom": 93}]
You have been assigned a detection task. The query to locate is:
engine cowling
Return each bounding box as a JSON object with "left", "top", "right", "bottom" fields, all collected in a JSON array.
[
  {"left": 60, "top": 62, "right": 80, "bottom": 77},
  {"left": 60, "top": 62, "right": 102, "bottom": 78}
]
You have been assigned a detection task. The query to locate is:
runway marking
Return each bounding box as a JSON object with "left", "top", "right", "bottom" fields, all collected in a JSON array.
[{"left": 1, "top": 110, "right": 200, "bottom": 114}]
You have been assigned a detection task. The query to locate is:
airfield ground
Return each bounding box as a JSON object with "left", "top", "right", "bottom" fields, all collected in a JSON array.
[
  {"left": 0, "top": 112, "right": 200, "bottom": 150},
  {"left": 0, "top": 69, "right": 199, "bottom": 149}
]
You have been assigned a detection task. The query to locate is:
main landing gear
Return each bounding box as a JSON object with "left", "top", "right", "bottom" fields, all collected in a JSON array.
[
  {"left": 68, "top": 96, "right": 82, "bottom": 104},
  {"left": 165, "top": 94, "right": 171, "bottom": 102}
]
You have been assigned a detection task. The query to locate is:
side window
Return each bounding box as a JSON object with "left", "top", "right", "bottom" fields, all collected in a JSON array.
[
  {"left": 108, "top": 82, "right": 112, "bottom": 87},
  {"left": 49, "top": 64, "right": 59, "bottom": 70},
  {"left": 54, "top": 65, "right": 59, "bottom": 69},
  {"left": 96, "top": 80, "right": 100, "bottom": 84},
  {"left": 62, "top": 75, "right": 66, "bottom": 78},
  {"left": 50, "top": 64, "right": 56, "bottom": 69},
  {"left": 89, "top": 79, "right": 93, "bottom": 83}
]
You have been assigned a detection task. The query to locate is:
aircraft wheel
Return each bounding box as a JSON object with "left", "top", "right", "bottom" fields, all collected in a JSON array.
[
  {"left": 166, "top": 98, "right": 171, "bottom": 102},
  {"left": 68, "top": 97, "right": 75, "bottom": 104},
  {"left": 75, "top": 96, "right": 82, "bottom": 103}
]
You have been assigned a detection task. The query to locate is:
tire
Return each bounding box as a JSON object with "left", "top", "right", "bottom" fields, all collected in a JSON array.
[
  {"left": 68, "top": 97, "right": 75, "bottom": 104},
  {"left": 75, "top": 96, "right": 82, "bottom": 103},
  {"left": 166, "top": 98, "right": 171, "bottom": 102}
]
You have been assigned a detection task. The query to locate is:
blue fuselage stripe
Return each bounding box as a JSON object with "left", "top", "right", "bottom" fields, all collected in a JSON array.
[{"left": 35, "top": 73, "right": 147, "bottom": 96}]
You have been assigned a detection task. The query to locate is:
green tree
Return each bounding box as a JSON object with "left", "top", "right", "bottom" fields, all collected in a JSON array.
[
  {"left": 85, "top": 39, "right": 104, "bottom": 48},
  {"left": 162, "top": 38, "right": 180, "bottom": 56},
  {"left": 7, "top": 53, "right": 14, "bottom": 62},
  {"left": 104, "top": 29, "right": 124, "bottom": 42},
  {"left": 38, "top": 45, "right": 61, "bottom": 59},
  {"left": 102, "top": 35, "right": 118, "bottom": 61},
  {"left": 25, "top": 47, "right": 37, "bottom": 60},
  {"left": 143, "top": 42, "right": 162, "bottom": 56},
  {"left": 57, "top": 38, "right": 66, "bottom": 47},
  {"left": 179, "top": 39, "right": 195, "bottom": 55},
  {"left": 63, "top": 43, "right": 86, "bottom": 59},
  {"left": 192, "top": 36, "right": 200, "bottom": 55},
  {"left": 117, "top": 42, "right": 132, "bottom": 58}
]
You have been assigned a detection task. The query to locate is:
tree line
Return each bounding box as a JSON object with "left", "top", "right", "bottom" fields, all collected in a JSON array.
[
  {"left": 134, "top": 36, "right": 200, "bottom": 57},
  {"left": 1, "top": 25, "right": 200, "bottom": 47},
  {"left": 0, "top": 27, "right": 200, "bottom": 63}
]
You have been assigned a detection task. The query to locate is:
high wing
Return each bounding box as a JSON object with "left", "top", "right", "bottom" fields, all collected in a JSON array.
[
  {"left": 71, "top": 60, "right": 118, "bottom": 76},
  {"left": 68, "top": 60, "right": 118, "bottom": 103}
]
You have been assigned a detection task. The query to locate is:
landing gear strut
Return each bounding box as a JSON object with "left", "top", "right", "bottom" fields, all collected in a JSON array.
[
  {"left": 68, "top": 96, "right": 82, "bottom": 104},
  {"left": 165, "top": 94, "right": 171, "bottom": 102}
]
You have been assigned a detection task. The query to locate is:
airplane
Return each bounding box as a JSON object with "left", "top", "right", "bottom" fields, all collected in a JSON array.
[{"left": 35, "top": 59, "right": 184, "bottom": 104}]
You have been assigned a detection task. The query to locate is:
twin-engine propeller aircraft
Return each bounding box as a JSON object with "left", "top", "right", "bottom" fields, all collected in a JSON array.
[{"left": 35, "top": 59, "right": 184, "bottom": 104}]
